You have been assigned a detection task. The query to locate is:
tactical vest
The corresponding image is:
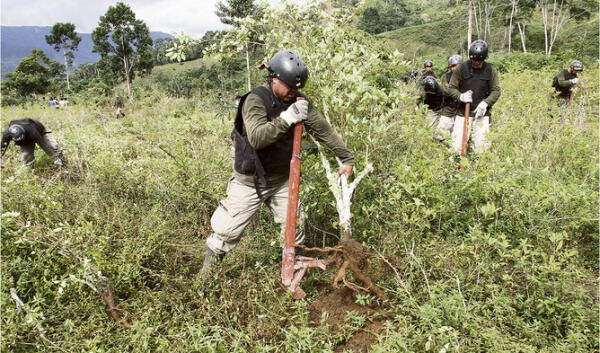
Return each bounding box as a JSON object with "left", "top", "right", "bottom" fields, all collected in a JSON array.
[
  {"left": 232, "top": 86, "right": 301, "bottom": 183},
  {"left": 10, "top": 118, "right": 46, "bottom": 145},
  {"left": 423, "top": 88, "right": 443, "bottom": 112},
  {"left": 459, "top": 61, "right": 493, "bottom": 113}
]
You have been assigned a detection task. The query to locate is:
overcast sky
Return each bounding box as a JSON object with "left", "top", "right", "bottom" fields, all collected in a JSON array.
[{"left": 1, "top": 0, "right": 302, "bottom": 38}]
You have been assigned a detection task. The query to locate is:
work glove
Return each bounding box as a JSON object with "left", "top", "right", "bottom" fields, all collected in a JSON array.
[
  {"left": 459, "top": 91, "right": 473, "bottom": 103},
  {"left": 280, "top": 100, "right": 309, "bottom": 126},
  {"left": 570, "top": 77, "right": 579, "bottom": 85},
  {"left": 474, "top": 101, "right": 488, "bottom": 117}
]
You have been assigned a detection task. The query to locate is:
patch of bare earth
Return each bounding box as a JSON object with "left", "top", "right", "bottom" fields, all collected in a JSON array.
[{"left": 309, "top": 287, "right": 388, "bottom": 353}]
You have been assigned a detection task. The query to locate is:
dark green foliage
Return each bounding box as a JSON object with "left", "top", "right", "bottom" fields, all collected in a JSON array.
[
  {"left": 2, "top": 50, "right": 64, "bottom": 98},
  {"left": 92, "top": 2, "right": 154, "bottom": 91},
  {"left": 359, "top": 1, "right": 412, "bottom": 34},
  {"left": 45, "top": 22, "right": 81, "bottom": 68},
  {"left": 215, "top": 0, "right": 262, "bottom": 26},
  {"left": 45, "top": 22, "right": 82, "bottom": 91}
]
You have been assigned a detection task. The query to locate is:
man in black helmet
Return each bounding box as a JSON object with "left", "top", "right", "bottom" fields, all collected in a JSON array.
[
  {"left": 201, "top": 49, "right": 354, "bottom": 273},
  {"left": 436, "top": 55, "right": 464, "bottom": 141},
  {"left": 1, "top": 118, "right": 65, "bottom": 167},
  {"left": 447, "top": 40, "right": 501, "bottom": 154},
  {"left": 552, "top": 60, "right": 584, "bottom": 106},
  {"left": 422, "top": 60, "right": 436, "bottom": 78}
]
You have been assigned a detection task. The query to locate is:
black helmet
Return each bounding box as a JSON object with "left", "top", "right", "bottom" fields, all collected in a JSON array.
[
  {"left": 570, "top": 60, "right": 584, "bottom": 71},
  {"left": 8, "top": 125, "right": 25, "bottom": 142},
  {"left": 424, "top": 60, "right": 433, "bottom": 68},
  {"left": 268, "top": 50, "right": 308, "bottom": 88},
  {"left": 469, "top": 40, "right": 488, "bottom": 61},
  {"left": 423, "top": 76, "right": 437, "bottom": 92},
  {"left": 448, "top": 54, "right": 464, "bottom": 66}
]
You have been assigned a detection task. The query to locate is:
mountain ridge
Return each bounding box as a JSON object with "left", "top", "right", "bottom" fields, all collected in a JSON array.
[{"left": 1, "top": 26, "right": 172, "bottom": 78}]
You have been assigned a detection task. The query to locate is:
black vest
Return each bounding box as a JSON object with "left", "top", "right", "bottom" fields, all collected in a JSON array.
[
  {"left": 232, "top": 86, "right": 301, "bottom": 182},
  {"left": 423, "top": 87, "right": 444, "bottom": 112},
  {"left": 10, "top": 118, "right": 46, "bottom": 145},
  {"left": 459, "top": 61, "right": 493, "bottom": 112}
]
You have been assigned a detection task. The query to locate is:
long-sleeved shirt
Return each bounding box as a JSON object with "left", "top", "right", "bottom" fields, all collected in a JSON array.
[
  {"left": 553, "top": 69, "right": 578, "bottom": 98},
  {"left": 447, "top": 61, "right": 501, "bottom": 117},
  {"left": 234, "top": 88, "right": 354, "bottom": 185}
]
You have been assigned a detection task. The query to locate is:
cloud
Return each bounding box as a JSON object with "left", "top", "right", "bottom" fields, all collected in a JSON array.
[{"left": 1, "top": 0, "right": 229, "bottom": 37}]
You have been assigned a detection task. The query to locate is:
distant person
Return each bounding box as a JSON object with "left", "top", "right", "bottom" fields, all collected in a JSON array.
[
  {"left": 49, "top": 97, "right": 56, "bottom": 109},
  {"left": 422, "top": 60, "right": 436, "bottom": 78},
  {"left": 1, "top": 118, "right": 65, "bottom": 167},
  {"left": 552, "top": 60, "right": 584, "bottom": 107},
  {"left": 435, "top": 54, "right": 464, "bottom": 141},
  {"left": 399, "top": 69, "right": 420, "bottom": 83},
  {"left": 447, "top": 40, "right": 501, "bottom": 154},
  {"left": 115, "top": 96, "right": 125, "bottom": 118}
]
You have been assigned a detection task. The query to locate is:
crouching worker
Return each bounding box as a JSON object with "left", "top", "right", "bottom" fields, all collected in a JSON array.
[
  {"left": 202, "top": 50, "right": 354, "bottom": 273},
  {"left": 552, "top": 60, "right": 584, "bottom": 107},
  {"left": 1, "top": 118, "right": 65, "bottom": 167}
]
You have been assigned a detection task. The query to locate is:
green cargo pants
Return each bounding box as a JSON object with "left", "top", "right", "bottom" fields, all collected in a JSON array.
[{"left": 206, "top": 176, "right": 305, "bottom": 255}]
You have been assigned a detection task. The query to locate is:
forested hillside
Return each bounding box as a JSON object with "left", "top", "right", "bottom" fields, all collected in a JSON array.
[{"left": 1, "top": 1, "right": 598, "bottom": 352}]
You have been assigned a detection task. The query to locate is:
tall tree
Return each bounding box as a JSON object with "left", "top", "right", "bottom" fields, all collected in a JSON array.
[
  {"left": 215, "top": 0, "right": 260, "bottom": 26},
  {"left": 215, "top": 0, "right": 263, "bottom": 91},
  {"left": 92, "top": 2, "right": 153, "bottom": 96},
  {"left": 538, "top": 0, "right": 569, "bottom": 56},
  {"left": 4, "top": 50, "right": 63, "bottom": 97},
  {"left": 45, "top": 22, "right": 81, "bottom": 91}
]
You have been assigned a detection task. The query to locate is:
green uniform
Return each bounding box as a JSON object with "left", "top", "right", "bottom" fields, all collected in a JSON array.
[{"left": 447, "top": 62, "right": 501, "bottom": 118}]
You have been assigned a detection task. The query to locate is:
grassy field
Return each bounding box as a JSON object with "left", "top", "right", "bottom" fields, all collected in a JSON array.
[{"left": 1, "top": 64, "right": 598, "bottom": 352}]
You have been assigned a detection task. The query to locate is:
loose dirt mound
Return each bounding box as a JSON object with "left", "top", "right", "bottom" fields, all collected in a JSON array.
[{"left": 309, "top": 287, "right": 388, "bottom": 353}]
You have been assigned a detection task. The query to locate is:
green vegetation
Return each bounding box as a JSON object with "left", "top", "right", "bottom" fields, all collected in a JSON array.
[
  {"left": 1, "top": 1, "right": 598, "bottom": 352},
  {"left": 91, "top": 2, "right": 154, "bottom": 96},
  {"left": 45, "top": 22, "right": 82, "bottom": 91},
  {"left": 2, "top": 60, "right": 596, "bottom": 353}
]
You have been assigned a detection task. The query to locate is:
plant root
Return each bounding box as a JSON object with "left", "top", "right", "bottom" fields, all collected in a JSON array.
[
  {"left": 99, "top": 288, "right": 133, "bottom": 329},
  {"left": 302, "top": 239, "right": 388, "bottom": 301}
]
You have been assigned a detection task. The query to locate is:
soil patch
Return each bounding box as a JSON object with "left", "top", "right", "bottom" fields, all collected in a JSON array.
[{"left": 309, "top": 287, "right": 388, "bottom": 353}]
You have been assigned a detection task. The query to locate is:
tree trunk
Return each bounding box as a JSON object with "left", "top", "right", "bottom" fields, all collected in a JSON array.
[
  {"left": 508, "top": 1, "right": 516, "bottom": 53},
  {"left": 518, "top": 23, "right": 527, "bottom": 52},
  {"left": 540, "top": 1, "right": 550, "bottom": 55},
  {"left": 245, "top": 44, "right": 251, "bottom": 91},
  {"left": 63, "top": 49, "right": 70, "bottom": 90},
  {"left": 473, "top": 2, "right": 481, "bottom": 39},
  {"left": 548, "top": 0, "right": 568, "bottom": 57},
  {"left": 313, "top": 138, "right": 373, "bottom": 244},
  {"left": 467, "top": 0, "right": 473, "bottom": 47},
  {"left": 123, "top": 56, "right": 131, "bottom": 97}
]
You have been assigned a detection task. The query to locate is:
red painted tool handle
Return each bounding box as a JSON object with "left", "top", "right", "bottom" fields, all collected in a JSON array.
[
  {"left": 282, "top": 98, "right": 304, "bottom": 286},
  {"left": 460, "top": 102, "right": 470, "bottom": 157}
]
